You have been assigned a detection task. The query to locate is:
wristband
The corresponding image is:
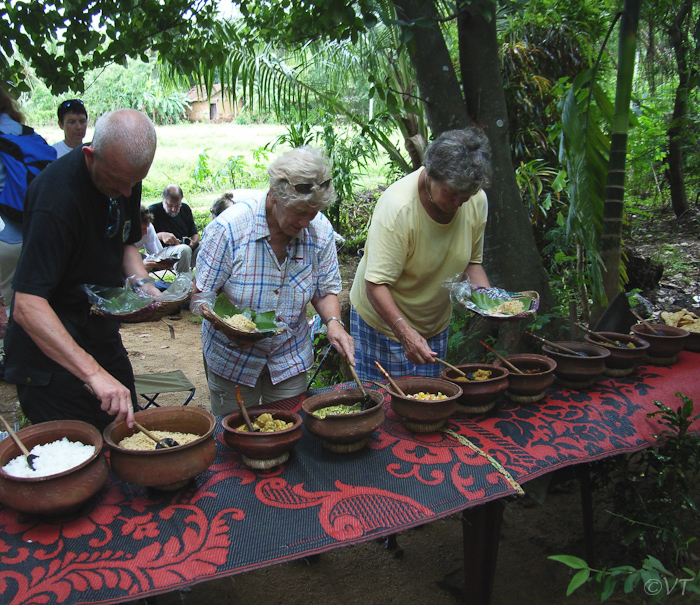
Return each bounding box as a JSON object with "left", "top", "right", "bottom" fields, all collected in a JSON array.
[
  {"left": 326, "top": 317, "right": 345, "bottom": 329},
  {"left": 391, "top": 317, "right": 405, "bottom": 330}
]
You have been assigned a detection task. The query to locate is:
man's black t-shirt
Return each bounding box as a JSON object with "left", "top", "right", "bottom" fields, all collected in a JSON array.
[
  {"left": 12, "top": 147, "right": 141, "bottom": 314},
  {"left": 5, "top": 145, "right": 142, "bottom": 427},
  {"left": 148, "top": 201, "right": 197, "bottom": 242}
]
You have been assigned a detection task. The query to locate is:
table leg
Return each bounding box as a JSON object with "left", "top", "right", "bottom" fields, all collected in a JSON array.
[
  {"left": 575, "top": 463, "right": 596, "bottom": 566},
  {"left": 462, "top": 499, "right": 505, "bottom": 605}
]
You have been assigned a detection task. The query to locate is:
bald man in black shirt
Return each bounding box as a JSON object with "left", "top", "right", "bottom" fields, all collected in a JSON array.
[{"left": 148, "top": 184, "right": 199, "bottom": 274}]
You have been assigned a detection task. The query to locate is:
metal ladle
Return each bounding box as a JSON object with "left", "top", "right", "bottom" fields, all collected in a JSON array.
[{"left": 0, "top": 415, "right": 38, "bottom": 469}]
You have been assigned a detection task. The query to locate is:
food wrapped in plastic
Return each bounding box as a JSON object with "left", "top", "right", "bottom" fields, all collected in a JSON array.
[
  {"left": 446, "top": 274, "right": 539, "bottom": 320},
  {"left": 86, "top": 272, "right": 193, "bottom": 322},
  {"left": 191, "top": 291, "right": 285, "bottom": 342}
]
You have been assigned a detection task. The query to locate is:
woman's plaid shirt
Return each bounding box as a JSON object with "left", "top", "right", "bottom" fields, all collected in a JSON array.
[{"left": 196, "top": 193, "right": 341, "bottom": 387}]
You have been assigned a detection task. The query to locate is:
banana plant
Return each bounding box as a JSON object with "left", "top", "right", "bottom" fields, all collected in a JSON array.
[{"left": 559, "top": 0, "right": 639, "bottom": 313}]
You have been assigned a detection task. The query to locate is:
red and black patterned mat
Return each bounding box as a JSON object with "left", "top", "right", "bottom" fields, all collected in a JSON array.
[{"left": 1, "top": 352, "right": 698, "bottom": 605}]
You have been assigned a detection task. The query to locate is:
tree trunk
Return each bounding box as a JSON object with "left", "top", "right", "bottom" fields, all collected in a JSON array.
[
  {"left": 667, "top": 0, "right": 692, "bottom": 217},
  {"left": 600, "top": 0, "right": 640, "bottom": 311},
  {"left": 392, "top": 0, "right": 471, "bottom": 132},
  {"left": 457, "top": 0, "right": 551, "bottom": 300},
  {"left": 393, "top": 0, "right": 552, "bottom": 303}
]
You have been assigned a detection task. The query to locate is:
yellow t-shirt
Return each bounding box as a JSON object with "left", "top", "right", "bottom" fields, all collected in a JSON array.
[{"left": 349, "top": 168, "right": 488, "bottom": 340}]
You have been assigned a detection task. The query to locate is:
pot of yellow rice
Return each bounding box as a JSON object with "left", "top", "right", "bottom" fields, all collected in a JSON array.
[
  {"left": 387, "top": 377, "right": 462, "bottom": 432},
  {"left": 103, "top": 407, "right": 216, "bottom": 490}
]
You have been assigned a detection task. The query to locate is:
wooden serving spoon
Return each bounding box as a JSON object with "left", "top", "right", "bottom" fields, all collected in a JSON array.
[
  {"left": 133, "top": 421, "right": 178, "bottom": 449},
  {"left": 575, "top": 323, "right": 628, "bottom": 348},
  {"left": 479, "top": 341, "right": 525, "bottom": 375},
  {"left": 631, "top": 310, "right": 664, "bottom": 335},
  {"left": 0, "top": 415, "right": 38, "bottom": 470},
  {"left": 236, "top": 385, "right": 256, "bottom": 432},
  {"left": 525, "top": 332, "right": 587, "bottom": 357},
  {"left": 433, "top": 358, "right": 468, "bottom": 378},
  {"left": 374, "top": 361, "right": 408, "bottom": 397},
  {"left": 348, "top": 363, "right": 372, "bottom": 410}
]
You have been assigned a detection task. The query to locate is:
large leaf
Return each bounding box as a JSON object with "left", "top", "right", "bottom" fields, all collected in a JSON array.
[{"left": 211, "top": 293, "right": 278, "bottom": 331}]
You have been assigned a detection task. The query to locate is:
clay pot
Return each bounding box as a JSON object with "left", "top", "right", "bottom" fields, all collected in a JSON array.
[
  {"left": 541, "top": 342, "right": 610, "bottom": 389},
  {"left": 388, "top": 377, "right": 462, "bottom": 432},
  {"left": 583, "top": 332, "right": 650, "bottom": 376},
  {"left": 492, "top": 354, "right": 556, "bottom": 403},
  {"left": 103, "top": 406, "right": 216, "bottom": 490},
  {"left": 302, "top": 388, "right": 385, "bottom": 453},
  {"left": 0, "top": 420, "right": 108, "bottom": 516},
  {"left": 441, "top": 364, "right": 509, "bottom": 413},
  {"left": 630, "top": 323, "right": 689, "bottom": 364},
  {"left": 685, "top": 331, "right": 700, "bottom": 353},
  {"left": 222, "top": 409, "right": 302, "bottom": 469}
]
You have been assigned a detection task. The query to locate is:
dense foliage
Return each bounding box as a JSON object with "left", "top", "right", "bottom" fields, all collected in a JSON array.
[{"left": 3, "top": 0, "right": 699, "bottom": 312}]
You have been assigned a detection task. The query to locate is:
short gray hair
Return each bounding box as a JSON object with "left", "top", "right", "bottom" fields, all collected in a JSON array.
[
  {"left": 92, "top": 109, "right": 157, "bottom": 169},
  {"left": 424, "top": 128, "right": 492, "bottom": 193},
  {"left": 268, "top": 146, "right": 335, "bottom": 211}
]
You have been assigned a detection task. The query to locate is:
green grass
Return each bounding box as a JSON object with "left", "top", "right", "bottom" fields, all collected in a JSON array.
[{"left": 37, "top": 122, "right": 390, "bottom": 212}]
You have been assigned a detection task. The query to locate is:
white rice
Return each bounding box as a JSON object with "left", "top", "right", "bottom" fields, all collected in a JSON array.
[{"left": 2, "top": 437, "right": 95, "bottom": 478}]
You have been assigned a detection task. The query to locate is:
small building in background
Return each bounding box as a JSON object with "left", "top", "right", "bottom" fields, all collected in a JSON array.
[{"left": 185, "top": 83, "right": 242, "bottom": 122}]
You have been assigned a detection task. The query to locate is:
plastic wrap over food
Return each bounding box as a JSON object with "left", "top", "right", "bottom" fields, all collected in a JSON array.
[
  {"left": 86, "top": 272, "right": 193, "bottom": 314},
  {"left": 445, "top": 273, "right": 539, "bottom": 320}
]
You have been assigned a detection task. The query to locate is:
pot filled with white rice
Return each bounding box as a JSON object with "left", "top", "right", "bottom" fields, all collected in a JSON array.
[
  {"left": 0, "top": 419, "right": 108, "bottom": 516},
  {"left": 103, "top": 406, "right": 216, "bottom": 491}
]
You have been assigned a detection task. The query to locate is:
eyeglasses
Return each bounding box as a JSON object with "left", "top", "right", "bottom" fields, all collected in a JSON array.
[
  {"left": 105, "top": 198, "right": 121, "bottom": 239},
  {"left": 290, "top": 179, "right": 332, "bottom": 195},
  {"left": 59, "top": 99, "right": 84, "bottom": 111}
]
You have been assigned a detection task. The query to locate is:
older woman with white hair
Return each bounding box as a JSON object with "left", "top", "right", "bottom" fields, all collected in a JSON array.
[{"left": 194, "top": 146, "right": 354, "bottom": 412}]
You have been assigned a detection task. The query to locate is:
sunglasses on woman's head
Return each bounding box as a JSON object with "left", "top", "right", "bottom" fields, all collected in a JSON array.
[{"left": 290, "top": 179, "right": 332, "bottom": 195}]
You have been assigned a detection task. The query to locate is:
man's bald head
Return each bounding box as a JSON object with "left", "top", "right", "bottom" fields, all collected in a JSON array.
[
  {"left": 92, "top": 109, "right": 157, "bottom": 170},
  {"left": 84, "top": 109, "right": 157, "bottom": 199}
]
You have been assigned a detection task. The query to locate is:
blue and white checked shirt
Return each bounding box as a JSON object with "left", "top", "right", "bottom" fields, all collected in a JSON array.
[{"left": 196, "top": 192, "right": 341, "bottom": 387}]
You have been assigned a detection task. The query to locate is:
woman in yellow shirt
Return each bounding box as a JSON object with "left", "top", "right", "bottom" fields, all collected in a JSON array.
[{"left": 349, "top": 127, "right": 492, "bottom": 380}]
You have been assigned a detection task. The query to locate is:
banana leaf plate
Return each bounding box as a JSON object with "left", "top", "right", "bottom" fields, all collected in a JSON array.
[
  {"left": 201, "top": 296, "right": 284, "bottom": 343},
  {"left": 455, "top": 288, "right": 539, "bottom": 321}
]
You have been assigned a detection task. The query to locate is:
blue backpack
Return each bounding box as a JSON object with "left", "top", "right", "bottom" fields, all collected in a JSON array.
[{"left": 0, "top": 125, "right": 56, "bottom": 222}]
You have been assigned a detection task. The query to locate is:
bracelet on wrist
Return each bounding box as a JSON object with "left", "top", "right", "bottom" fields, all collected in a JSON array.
[
  {"left": 326, "top": 316, "right": 345, "bottom": 329},
  {"left": 390, "top": 317, "right": 405, "bottom": 330}
]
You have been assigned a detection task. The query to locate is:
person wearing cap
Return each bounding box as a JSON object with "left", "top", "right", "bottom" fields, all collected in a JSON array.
[
  {"left": 192, "top": 146, "right": 355, "bottom": 413},
  {"left": 53, "top": 99, "right": 88, "bottom": 158}
]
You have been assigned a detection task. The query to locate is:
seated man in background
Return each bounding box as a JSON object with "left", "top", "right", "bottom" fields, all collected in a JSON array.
[{"left": 148, "top": 184, "right": 199, "bottom": 274}]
